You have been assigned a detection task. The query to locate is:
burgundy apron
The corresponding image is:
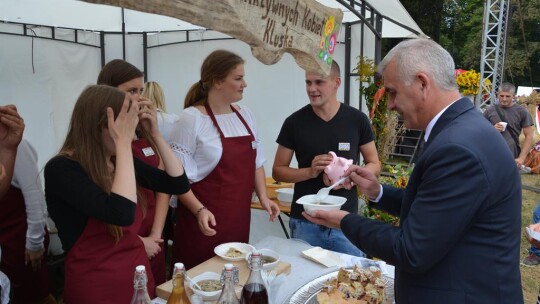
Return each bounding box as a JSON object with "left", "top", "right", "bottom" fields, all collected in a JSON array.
[
  {"left": 0, "top": 186, "right": 50, "bottom": 304},
  {"left": 174, "top": 104, "right": 256, "bottom": 269},
  {"left": 63, "top": 203, "right": 154, "bottom": 303},
  {"left": 132, "top": 138, "right": 166, "bottom": 285}
]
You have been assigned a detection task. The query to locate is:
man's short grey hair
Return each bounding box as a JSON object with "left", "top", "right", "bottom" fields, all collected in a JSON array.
[
  {"left": 498, "top": 82, "right": 515, "bottom": 94},
  {"left": 377, "top": 38, "right": 457, "bottom": 91}
]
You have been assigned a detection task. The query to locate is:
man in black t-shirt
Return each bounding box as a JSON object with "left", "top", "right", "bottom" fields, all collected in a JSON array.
[{"left": 272, "top": 61, "right": 380, "bottom": 256}]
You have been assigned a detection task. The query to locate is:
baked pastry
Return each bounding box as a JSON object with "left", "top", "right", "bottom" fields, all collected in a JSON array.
[{"left": 317, "top": 266, "right": 386, "bottom": 304}]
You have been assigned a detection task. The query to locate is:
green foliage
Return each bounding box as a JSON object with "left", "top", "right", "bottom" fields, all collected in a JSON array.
[
  {"left": 432, "top": 0, "right": 540, "bottom": 86},
  {"left": 360, "top": 164, "right": 414, "bottom": 226}
]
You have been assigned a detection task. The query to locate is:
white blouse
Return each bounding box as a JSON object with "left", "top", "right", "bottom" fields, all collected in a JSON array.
[
  {"left": 157, "top": 111, "right": 179, "bottom": 142},
  {"left": 169, "top": 105, "right": 266, "bottom": 183},
  {"left": 11, "top": 139, "right": 48, "bottom": 251}
]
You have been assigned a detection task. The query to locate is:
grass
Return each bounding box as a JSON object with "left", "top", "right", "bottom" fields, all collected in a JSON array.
[{"left": 519, "top": 173, "right": 540, "bottom": 303}]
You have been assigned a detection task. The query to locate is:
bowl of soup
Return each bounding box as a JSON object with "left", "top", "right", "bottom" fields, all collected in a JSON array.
[
  {"left": 296, "top": 194, "right": 347, "bottom": 216},
  {"left": 189, "top": 271, "right": 222, "bottom": 300},
  {"left": 245, "top": 248, "right": 280, "bottom": 271}
]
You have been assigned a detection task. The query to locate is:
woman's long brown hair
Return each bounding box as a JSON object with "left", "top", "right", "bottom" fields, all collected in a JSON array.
[{"left": 60, "top": 85, "right": 127, "bottom": 242}]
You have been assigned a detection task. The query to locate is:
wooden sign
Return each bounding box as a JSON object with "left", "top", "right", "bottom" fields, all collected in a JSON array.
[{"left": 82, "top": 0, "right": 343, "bottom": 75}]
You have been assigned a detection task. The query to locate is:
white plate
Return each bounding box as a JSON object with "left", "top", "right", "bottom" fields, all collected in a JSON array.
[{"left": 214, "top": 242, "right": 256, "bottom": 261}]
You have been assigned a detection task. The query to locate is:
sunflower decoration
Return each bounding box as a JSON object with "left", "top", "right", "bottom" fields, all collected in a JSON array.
[{"left": 455, "top": 69, "right": 492, "bottom": 96}]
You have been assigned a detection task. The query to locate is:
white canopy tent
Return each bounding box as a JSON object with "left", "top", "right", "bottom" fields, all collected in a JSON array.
[{"left": 0, "top": 0, "right": 424, "bottom": 172}]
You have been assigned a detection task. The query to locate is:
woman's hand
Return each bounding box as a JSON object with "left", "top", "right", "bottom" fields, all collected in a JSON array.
[
  {"left": 260, "top": 197, "right": 280, "bottom": 222},
  {"left": 196, "top": 209, "right": 217, "bottom": 236},
  {"left": 107, "top": 96, "right": 139, "bottom": 146},
  {"left": 25, "top": 248, "right": 44, "bottom": 272},
  {"left": 137, "top": 98, "right": 160, "bottom": 137},
  {"left": 139, "top": 235, "right": 163, "bottom": 259}
]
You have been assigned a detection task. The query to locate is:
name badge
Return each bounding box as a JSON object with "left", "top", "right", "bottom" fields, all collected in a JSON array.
[
  {"left": 142, "top": 147, "right": 155, "bottom": 157},
  {"left": 251, "top": 141, "right": 258, "bottom": 150},
  {"left": 338, "top": 142, "right": 350, "bottom": 151}
]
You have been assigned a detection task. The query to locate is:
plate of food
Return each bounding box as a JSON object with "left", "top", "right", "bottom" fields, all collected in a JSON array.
[
  {"left": 214, "top": 242, "right": 256, "bottom": 261},
  {"left": 287, "top": 265, "right": 394, "bottom": 304}
]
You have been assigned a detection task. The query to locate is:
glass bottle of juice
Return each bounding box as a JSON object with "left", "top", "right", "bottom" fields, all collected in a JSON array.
[
  {"left": 167, "top": 262, "right": 191, "bottom": 304},
  {"left": 240, "top": 251, "right": 268, "bottom": 304}
]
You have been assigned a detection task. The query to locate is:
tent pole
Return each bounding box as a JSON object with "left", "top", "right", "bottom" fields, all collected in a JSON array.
[
  {"left": 122, "top": 8, "right": 126, "bottom": 60},
  {"left": 344, "top": 22, "right": 351, "bottom": 107},
  {"left": 143, "top": 32, "right": 148, "bottom": 82},
  {"left": 100, "top": 31, "right": 105, "bottom": 67}
]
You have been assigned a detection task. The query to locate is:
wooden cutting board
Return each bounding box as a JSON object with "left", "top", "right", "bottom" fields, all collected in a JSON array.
[{"left": 156, "top": 255, "right": 291, "bottom": 300}]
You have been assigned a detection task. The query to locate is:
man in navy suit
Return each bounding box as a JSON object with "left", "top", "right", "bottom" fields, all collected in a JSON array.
[{"left": 304, "top": 38, "right": 523, "bottom": 303}]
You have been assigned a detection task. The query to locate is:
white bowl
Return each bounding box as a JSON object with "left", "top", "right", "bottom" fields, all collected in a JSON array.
[
  {"left": 245, "top": 248, "right": 280, "bottom": 271},
  {"left": 214, "top": 242, "right": 256, "bottom": 261},
  {"left": 296, "top": 194, "right": 347, "bottom": 216},
  {"left": 189, "top": 271, "right": 222, "bottom": 300},
  {"left": 276, "top": 188, "right": 294, "bottom": 206}
]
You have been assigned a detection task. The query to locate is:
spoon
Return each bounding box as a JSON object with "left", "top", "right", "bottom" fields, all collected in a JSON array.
[
  {"left": 186, "top": 274, "right": 203, "bottom": 290},
  {"left": 314, "top": 176, "right": 348, "bottom": 201}
]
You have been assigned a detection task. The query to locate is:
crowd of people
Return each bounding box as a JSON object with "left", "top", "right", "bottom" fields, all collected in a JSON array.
[{"left": 0, "top": 38, "right": 539, "bottom": 303}]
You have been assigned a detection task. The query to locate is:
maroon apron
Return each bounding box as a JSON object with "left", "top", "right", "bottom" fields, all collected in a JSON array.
[
  {"left": 132, "top": 138, "right": 166, "bottom": 285},
  {"left": 0, "top": 186, "right": 50, "bottom": 304},
  {"left": 174, "top": 104, "right": 256, "bottom": 269},
  {"left": 63, "top": 203, "right": 154, "bottom": 303}
]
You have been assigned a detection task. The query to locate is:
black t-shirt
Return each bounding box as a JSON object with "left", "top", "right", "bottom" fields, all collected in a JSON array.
[
  {"left": 45, "top": 155, "right": 190, "bottom": 252},
  {"left": 276, "top": 103, "right": 374, "bottom": 219}
]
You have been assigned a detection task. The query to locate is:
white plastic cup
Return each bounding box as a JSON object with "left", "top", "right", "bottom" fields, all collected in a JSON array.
[{"left": 499, "top": 122, "right": 508, "bottom": 132}]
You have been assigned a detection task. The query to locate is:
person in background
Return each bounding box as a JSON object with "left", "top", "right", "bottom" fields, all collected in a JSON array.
[
  {"left": 0, "top": 105, "right": 24, "bottom": 199},
  {"left": 522, "top": 203, "right": 540, "bottom": 266},
  {"left": 142, "top": 80, "right": 180, "bottom": 261},
  {"left": 304, "top": 38, "right": 523, "bottom": 303},
  {"left": 45, "top": 85, "right": 191, "bottom": 302},
  {"left": 142, "top": 81, "right": 179, "bottom": 142},
  {"left": 272, "top": 61, "right": 380, "bottom": 256},
  {"left": 0, "top": 104, "right": 24, "bottom": 303},
  {"left": 483, "top": 82, "right": 534, "bottom": 171},
  {"left": 169, "top": 50, "right": 280, "bottom": 269},
  {"left": 97, "top": 60, "right": 184, "bottom": 284},
  {"left": 0, "top": 138, "right": 55, "bottom": 304}
]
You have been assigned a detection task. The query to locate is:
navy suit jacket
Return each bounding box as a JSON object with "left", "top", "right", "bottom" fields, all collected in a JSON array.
[{"left": 342, "top": 98, "right": 523, "bottom": 303}]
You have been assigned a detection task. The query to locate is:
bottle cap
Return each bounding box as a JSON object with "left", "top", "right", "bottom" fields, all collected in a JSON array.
[
  {"left": 135, "top": 265, "right": 146, "bottom": 273},
  {"left": 174, "top": 262, "right": 185, "bottom": 270},
  {"left": 224, "top": 263, "right": 234, "bottom": 270}
]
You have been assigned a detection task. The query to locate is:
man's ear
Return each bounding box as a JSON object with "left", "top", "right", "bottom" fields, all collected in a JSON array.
[
  {"left": 417, "top": 72, "right": 430, "bottom": 91},
  {"left": 335, "top": 76, "right": 341, "bottom": 88}
]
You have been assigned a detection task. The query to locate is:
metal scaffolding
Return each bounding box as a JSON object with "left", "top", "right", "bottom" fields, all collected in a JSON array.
[{"left": 477, "top": 0, "right": 511, "bottom": 109}]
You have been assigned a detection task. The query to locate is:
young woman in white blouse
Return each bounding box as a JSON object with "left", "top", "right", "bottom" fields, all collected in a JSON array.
[{"left": 170, "top": 50, "right": 279, "bottom": 269}]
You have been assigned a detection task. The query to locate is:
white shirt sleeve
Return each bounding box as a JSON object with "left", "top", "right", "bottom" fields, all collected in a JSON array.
[
  {"left": 11, "top": 139, "right": 47, "bottom": 251},
  {"left": 169, "top": 108, "right": 201, "bottom": 183}
]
